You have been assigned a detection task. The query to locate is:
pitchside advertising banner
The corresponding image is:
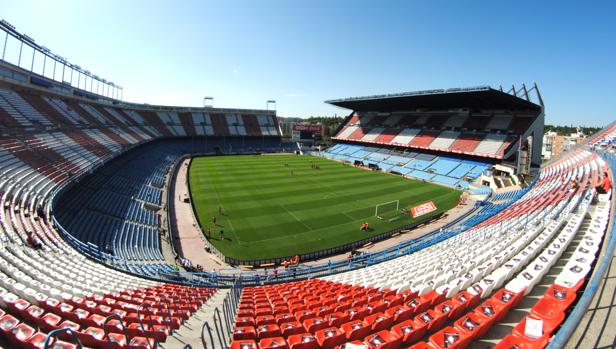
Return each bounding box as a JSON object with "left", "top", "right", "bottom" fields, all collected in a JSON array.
[{"left": 410, "top": 201, "right": 437, "bottom": 218}]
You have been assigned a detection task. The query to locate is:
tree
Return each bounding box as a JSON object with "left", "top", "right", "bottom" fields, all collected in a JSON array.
[{"left": 544, "top": 124, "right": 602, "bottom": 136}]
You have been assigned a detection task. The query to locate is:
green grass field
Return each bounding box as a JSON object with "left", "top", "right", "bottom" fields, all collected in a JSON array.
[{"left": 188, "top": 154, "right": 461, "bottom": 261}]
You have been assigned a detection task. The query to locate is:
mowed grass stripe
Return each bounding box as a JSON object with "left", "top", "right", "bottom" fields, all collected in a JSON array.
[
  {"left": 232, "top": 189, "right": 459, "bottom": 242},
  {"left": 189, "top": 155, "right": 461, "bottom": 260}
]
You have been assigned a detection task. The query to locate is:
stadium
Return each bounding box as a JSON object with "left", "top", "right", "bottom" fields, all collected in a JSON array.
[{"left": 0, "top": 6, "right": 615, "bottom": 349}]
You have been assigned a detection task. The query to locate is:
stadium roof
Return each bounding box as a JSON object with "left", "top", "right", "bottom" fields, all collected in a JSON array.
[{"left": 326, "top": 86, "right": 542, "bottom": 112}]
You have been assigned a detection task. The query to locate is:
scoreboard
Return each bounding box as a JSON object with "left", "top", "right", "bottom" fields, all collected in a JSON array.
[{"left": 291, "top": 124, "right": 324, "bottom": 142}]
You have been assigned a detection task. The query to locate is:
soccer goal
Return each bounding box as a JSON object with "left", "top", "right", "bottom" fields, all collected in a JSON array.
[{"left": 375, "top": 200, "right": 400, "bottom": 220}]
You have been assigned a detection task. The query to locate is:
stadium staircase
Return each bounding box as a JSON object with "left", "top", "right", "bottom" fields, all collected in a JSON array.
[
  {"left": 159, "top": 288, "right": 231, "bottom": 349},
  {"left": 470, "top": 203, "right": 599, "bottom": 348}
]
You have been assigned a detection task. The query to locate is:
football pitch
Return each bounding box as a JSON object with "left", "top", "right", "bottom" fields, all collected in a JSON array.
[{"left": 188, "top": 154, "right": 461, "bottom": 261}]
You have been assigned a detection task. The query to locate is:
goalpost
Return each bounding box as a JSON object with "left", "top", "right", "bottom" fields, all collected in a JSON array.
[{"left": 375, "top": 200, "right": 400, "bottom": 220}]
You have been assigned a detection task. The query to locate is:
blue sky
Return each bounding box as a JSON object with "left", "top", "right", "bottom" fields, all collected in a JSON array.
[{"left": 2, "top": 0, "right": 615, "bottom": 126}]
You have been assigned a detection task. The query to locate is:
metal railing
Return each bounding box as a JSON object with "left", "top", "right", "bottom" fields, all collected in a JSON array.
[
  {"left": 103, "top": 313, "right": 131, "bottom": 349},
  {"left": 200, "top": 278, "right": 243, "bottom": 348},
  {"left": 137, "top": 302, "right": 159, "bottom": 349},
  {"left": 44, "top": 328, "right": 83, "bottom": 348}
]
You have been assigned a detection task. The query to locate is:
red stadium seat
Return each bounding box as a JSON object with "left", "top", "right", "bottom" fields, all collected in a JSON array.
[
  {"left": 451, "top": 291, "right": 472, "bottom": 310},
  {"left": 24, "top": 305, "right": 45, "bottom": 325},
  {"left": 364, "top": 330, "right": 403, "bottom": 349},
  {"left": 352, "top": 297, "right": 368, "bottom": 308},
  {"left": 434, "top": 300, "right": 460, "bottom": 322},
  {"left": 257, "top": 324, "right": 282, "bottom": 339},
  {"left": 234, "top": 326, "right": 257, "bottom": 340},
  {"left": 544, "top": 284, "right": 577, "bottom": 310},
  {"left": 316, "top": 306, "right": 334, "bottom": 317},
  {"left": 259, "top": 336, "right": 289, "bottom": 349},
  {"left": 407, "top": 342, "right": 432, "bottom": 349},
  {"left": 129, "top": 336, "right": 157, "bottom": 349},
  {"left": 76, "top": 327, "right": 106, "bottom": 347},
  {"left": 385, "top": 305, "right": 413, "bottom": 324},
  {"left": 240, "top": 309, "right": 256, "bottom": 318},
  {"left": 324, "top": 311, "right": 349, "bottom": 327},
  {"left": 257, "top": 315, "right": 277, "bottom": 326},
  {"left": 273, "top": 306, "right": 290, "bottom": 316},
  {"left": 420, "top": 290, "right": 446, "bottom": 308},
  {"left": 400, "top": 290, "right": 419, "bottom": 303},
  {"left": 9, "top": 322, "right": 36, "bottom": 346},
  {"left": 276, "top": 313, "right": 296, "bottom": 325},
  {"left": 334, "top": 301, "right": 352, "bottom": 313},
  {"left": 8, "top": 298, "right": 30, "bottom": 319},
  {"left": 494, "top": 334, "right": 548, "bottom": 349},
  {"left": 428, "top": 326, "right": 472, "bottom": 349},
  {"left": 453, "top": 311, "right": 492, "bottom": 340},
  {"left": 294, "top": 310, "right": 316, "bottom": 323},
  {"left": 405, "top": 297, "right": 431, "bottom": 315},
  {"left": 514, "top": 313, "right": 564, "bottom": 339},
  {"left": 491, "top": 288, "right": 524, "bottom": 312},
  {"left": 364, "top": 301, "right": 388, "bottom": 315},
  {"left": 57, "top": 320, "right": 81, "bottom": 341},
  {"left": 315, "top": 327, "right": 346, "bottom": 348},
  {"left": 531, "top": 297, "right": 569, "bottom": 322},
  {"left": 391, "top": 319, "right": 427, "bottom": 344},
  {"left": 39, "top": 312, "right": 62, "bottom": 332},
  {"left": 231, "top": 339, "right": 258, "bottom": 349},
  {"left": 257, "top": 307, "right": 274, "bottom": 317},
  {"left": 414, "top": 309, "right": 447, "bottom": 333},
  {"left": 476, "top": 298, "right": 507, "bottom": 324},
  {"left": 383, "top": 294, "right": 404, "bottom": 307},
  {"left": 287, "top": 333, "right": 318, "bottom": 349},
  {"left": 303, "top": 317, "right": 328, "bottom": 334},
  {"left": 340, "top": 319, "right": 371, "bottom": 341},
  {"left": 344, "top": 307, "right": 369, "bottom": 321},
  {"left": 25, "top": 332, "right": 79, "bottom": 349},
  {"left": 365, "top": 312, "right": 394, "bottom": 332},
  {"left": 281, "top": 322, "right": 305, "bottom": 337},
  {"left": 289, "top": 304, "right": 307, "bottom": 314}
]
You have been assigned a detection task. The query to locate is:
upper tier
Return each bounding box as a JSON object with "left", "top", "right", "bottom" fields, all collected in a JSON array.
[
  {"left": 0, "top": 84, "right": 281, "bottom": 138},
  {"left": 333, "top": 112, "right": 536, "bottom": 159}
]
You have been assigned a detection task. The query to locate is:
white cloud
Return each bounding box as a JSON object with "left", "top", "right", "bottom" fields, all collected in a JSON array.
[{"left": 231, "top": 68, "right": 239, "bottom": 75}]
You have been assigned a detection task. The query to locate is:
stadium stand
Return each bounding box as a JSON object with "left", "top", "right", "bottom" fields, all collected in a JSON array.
[
  {"left": 228, "top": 146, "right": 612, "bottom": 349},
  {"left": 0, "top": 73, "right": 293, "bottom": 345},
  {"left": 329, "top": 87, "right": 543, "bottom": 164},
  {"left": 0, "top": 91, "right": 289, "bottom": 275},
  {"left": 321, "top": 144, "right": 489, "bottom": 188},
  {"left": 55, "top": 140, "right": 194, "bottom": 276},
  {"left": 0, "top": 36, "right": 613, "bottom": 347}
]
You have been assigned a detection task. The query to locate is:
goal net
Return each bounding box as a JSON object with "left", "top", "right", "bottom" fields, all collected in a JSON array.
[{"left": 375, "top": 200, "right": 400, "bottom": 220}]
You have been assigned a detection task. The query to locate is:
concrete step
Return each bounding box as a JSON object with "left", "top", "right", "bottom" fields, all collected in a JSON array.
[
  {"left": 160, "top": 288, "right": 231, "bottom": 349},
  {"left": 469, "top": 207, "right": 594, "bottom": 348}
]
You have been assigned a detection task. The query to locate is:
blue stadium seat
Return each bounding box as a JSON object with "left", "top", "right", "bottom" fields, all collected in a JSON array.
[{"left": 427, "top": 159, "right": 461, "bottom": 175}]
